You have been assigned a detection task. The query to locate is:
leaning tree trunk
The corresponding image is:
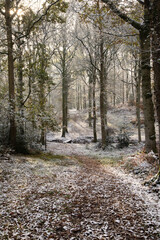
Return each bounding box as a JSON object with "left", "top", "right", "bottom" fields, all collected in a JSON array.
[
  {"left": 139, "top": 29, "right": 156, "bottom": 153},
  {"left": 5, "top": 0, "right": 16, "bottom": 149}
]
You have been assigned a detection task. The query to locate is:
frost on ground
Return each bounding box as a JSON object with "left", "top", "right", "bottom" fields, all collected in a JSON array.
[
  {"left": 47, "top": 106, "right": 145, "bottom": 158},
  {"left": 1, "top": 106, "right": 159, "bottom": 239},
  {"left": 47, "top": 141, "right": 144, "bottom": 159},
  {"left": 0, "top": 154, "right": 160, "bottom": 240}
]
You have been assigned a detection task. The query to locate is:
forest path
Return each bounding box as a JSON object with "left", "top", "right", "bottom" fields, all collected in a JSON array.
[
  {"left": 0, "top": 154, "right": 159, "bottom": 239},
  {"left": 64, "top": 155, "right": 160, "bottom": 240}
]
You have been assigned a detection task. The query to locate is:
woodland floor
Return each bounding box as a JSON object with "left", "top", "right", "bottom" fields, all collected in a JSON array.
[
  {"left": 0, "top": 153, "right": 160, "bottom": 240},
  {"left": 0, "top": 106, "right": 160, "bottom": 239}
]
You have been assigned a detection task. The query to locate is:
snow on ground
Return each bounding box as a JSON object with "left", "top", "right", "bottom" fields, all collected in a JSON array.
[
  {"left": 47, "top": 106, "right": 145, "bottom": 158},
  {"left": 47, "top": 141, "right": 144, "bottom": 158},
  {"left": 109, "top": 166, "right": 160, "bottom": 226},
  {"left": 50, "top": 106, "right": 145, "bottom": 140},
  {"left": 1, "top": 106, "right": 159, "bottom": 239},
  {"left": 0, "top": 154, "right": 159, "bottom": 239}
]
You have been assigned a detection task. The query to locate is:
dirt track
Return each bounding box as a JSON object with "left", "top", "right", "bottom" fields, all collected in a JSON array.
[{"left": 0, "top": 154, "right": 159, "bottom": 239}]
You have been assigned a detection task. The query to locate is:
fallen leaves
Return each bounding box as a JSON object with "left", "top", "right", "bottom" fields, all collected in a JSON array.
[{"left": 0, "top": 155, "right": 159, "bottom": 239}]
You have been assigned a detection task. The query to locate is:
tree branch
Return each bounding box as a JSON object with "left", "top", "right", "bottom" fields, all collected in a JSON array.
[
  {"left": 136, "top": 0, "right": 144, "bottom": 5},
  {"left": 23, "top": 76, "right": 32, "bottom": 105},
  {"left": 45, "top": 82, "right": 61, "bottom": 97},
  {"left": 103, "top": 31, "right": 139, "bottom": 37},
  {"left": 101, "top": 0, "right": 143, "bottom": 31},
  {"left": 0, "top": 9, "right": 5, "bottom": 16},
  {"left": 11, "top": 0, "right": 22, "bottom": 19},
  {"left": 18, "top": 0, "right": 60, "bottom": 40},
  {"left": 0, "top": 51, "right": 8, "bottom": 55},
  {"left": 76, "top": 35, "right": 100, "bottom": 73}
]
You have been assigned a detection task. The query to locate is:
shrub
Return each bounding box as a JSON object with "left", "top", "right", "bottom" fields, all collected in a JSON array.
[{"left": 117, "top": 128, "right": 130, "bottom": 148}]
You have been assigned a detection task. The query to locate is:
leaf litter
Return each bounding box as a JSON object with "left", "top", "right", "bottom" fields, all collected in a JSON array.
[{"left": 0, "top": 153, "right": 160, "bottom": 239}]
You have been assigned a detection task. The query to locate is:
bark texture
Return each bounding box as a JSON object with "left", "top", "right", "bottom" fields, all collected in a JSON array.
[
  {"left": 92, "top": 67, "right": 97, "bottom": 142},
  {"left": 135, "top": 61, "right": 141, "bottom": 143},
  {"left": 139, "top": 0, "right": 156, "bottom": 152},
  {"left": 151, "top": 0, "right": 160, "bottom": 170},
  {"left": 88, "top": 74, "right": 92, "bottom": 128},
  {"left": 140, "top": 29, "right": 156, "bottom": 152},
  {"left": 61, "top": 45, "right": 68, "bottom": 137},
  {"left": 99, "top": 39, "right": 107, "bottom": 149},
  {"left": 5, "top": 0, "right": 16, "bottom": 148},
  {"left": 17, "top": 29, "right": 25, "bottom": 136}
]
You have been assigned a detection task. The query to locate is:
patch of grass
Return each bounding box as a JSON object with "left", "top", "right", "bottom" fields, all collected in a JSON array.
[
  {"left": 100, "top": 156, "right": 123, "bottom": 166},
  {"left": 27, "top": 152, "right": 77, "bottom": 167},
  {"left": 34, "top": 152, "right": 66, "bottom": 161}
]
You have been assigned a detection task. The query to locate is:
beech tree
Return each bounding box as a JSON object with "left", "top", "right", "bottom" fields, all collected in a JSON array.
[
  {"left": 0, "top": 0, "right": 69, "bottom": 150},
  {"left": 77, "top": 0, "right": 118, "bottom": 148},
  {"left": 100, "top": 0, "right": 156, "bottom": 152},
  {"left": 52, "top": 21, "right": 76, "bottom": 137},
  {"left": 151, "top": 0, "right": 160, "bottom": 181},
  {"left": 0, "top": 0, "right": 17, "bottom": 148}
]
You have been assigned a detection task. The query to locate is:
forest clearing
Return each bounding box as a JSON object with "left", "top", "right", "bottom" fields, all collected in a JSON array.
[{"left": 0, "top": 0, "right": 160, "bottom": 239}]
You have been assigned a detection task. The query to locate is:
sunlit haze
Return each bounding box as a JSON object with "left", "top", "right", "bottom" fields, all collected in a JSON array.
[
  {"left": 10, "top": 8, "right": 24, "bottom": 16},
  {"left": 22, "top": 0, "right": 45, "bottom": 10}
]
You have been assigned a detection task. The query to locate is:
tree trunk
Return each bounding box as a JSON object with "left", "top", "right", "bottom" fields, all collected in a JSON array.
[
  {"left": 39, "top": 78, "right": 46, "bottom": 145},
  {"left": 83, "top": 85, "right": 87, "bottom": 109},
  {"left": 151, "top": 0, "right": 160, "bottom": 176},
  {"left": 5, "top": 0, "right": 16, "bottom": 148},
  {"left": 101, "top": 0, "right": 156, "bottom": 152},
  {"left": 62, "top": 74, "right": 68, "bottom": 137},
  {"left": 88, "top": 74, "right": 92, "bottom": 127},
  {"left": 113, "top": 57, "right": 116, "bottom": 106},
  {"left": 76, "top": 80, "right": 79, "bottom": 110},
  {"left": 17, "top": 32, "right": 25, "bottom": 136},
  {"left": 140, "top": 29, "right": 156, "bottom": 152},
  {"left": 122, "top": 72, "right": 125, "bottom": 105},
  {"left": 99, "top": 38, "right": 107, "bottom": 149},
  {"left": 135, "top": 60, "right": 141, "bottom": 142},
  {"left": 61, "top": 49, "right": 68, "bottom": 137},
  {"left": 126, "top": 71, "right": 129, "bottom": 103},
  {"left": 131, "top": 61, "right": 135, "bottom": 102},
  {"left": 37, "top": 44, "right": 47, "bottom": 146},
  {"left": 79, "top": 83, "right": 82, "bottom": 110},
  {"left": 92, "top": 68, "right": 97, "bottom": 142}
]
